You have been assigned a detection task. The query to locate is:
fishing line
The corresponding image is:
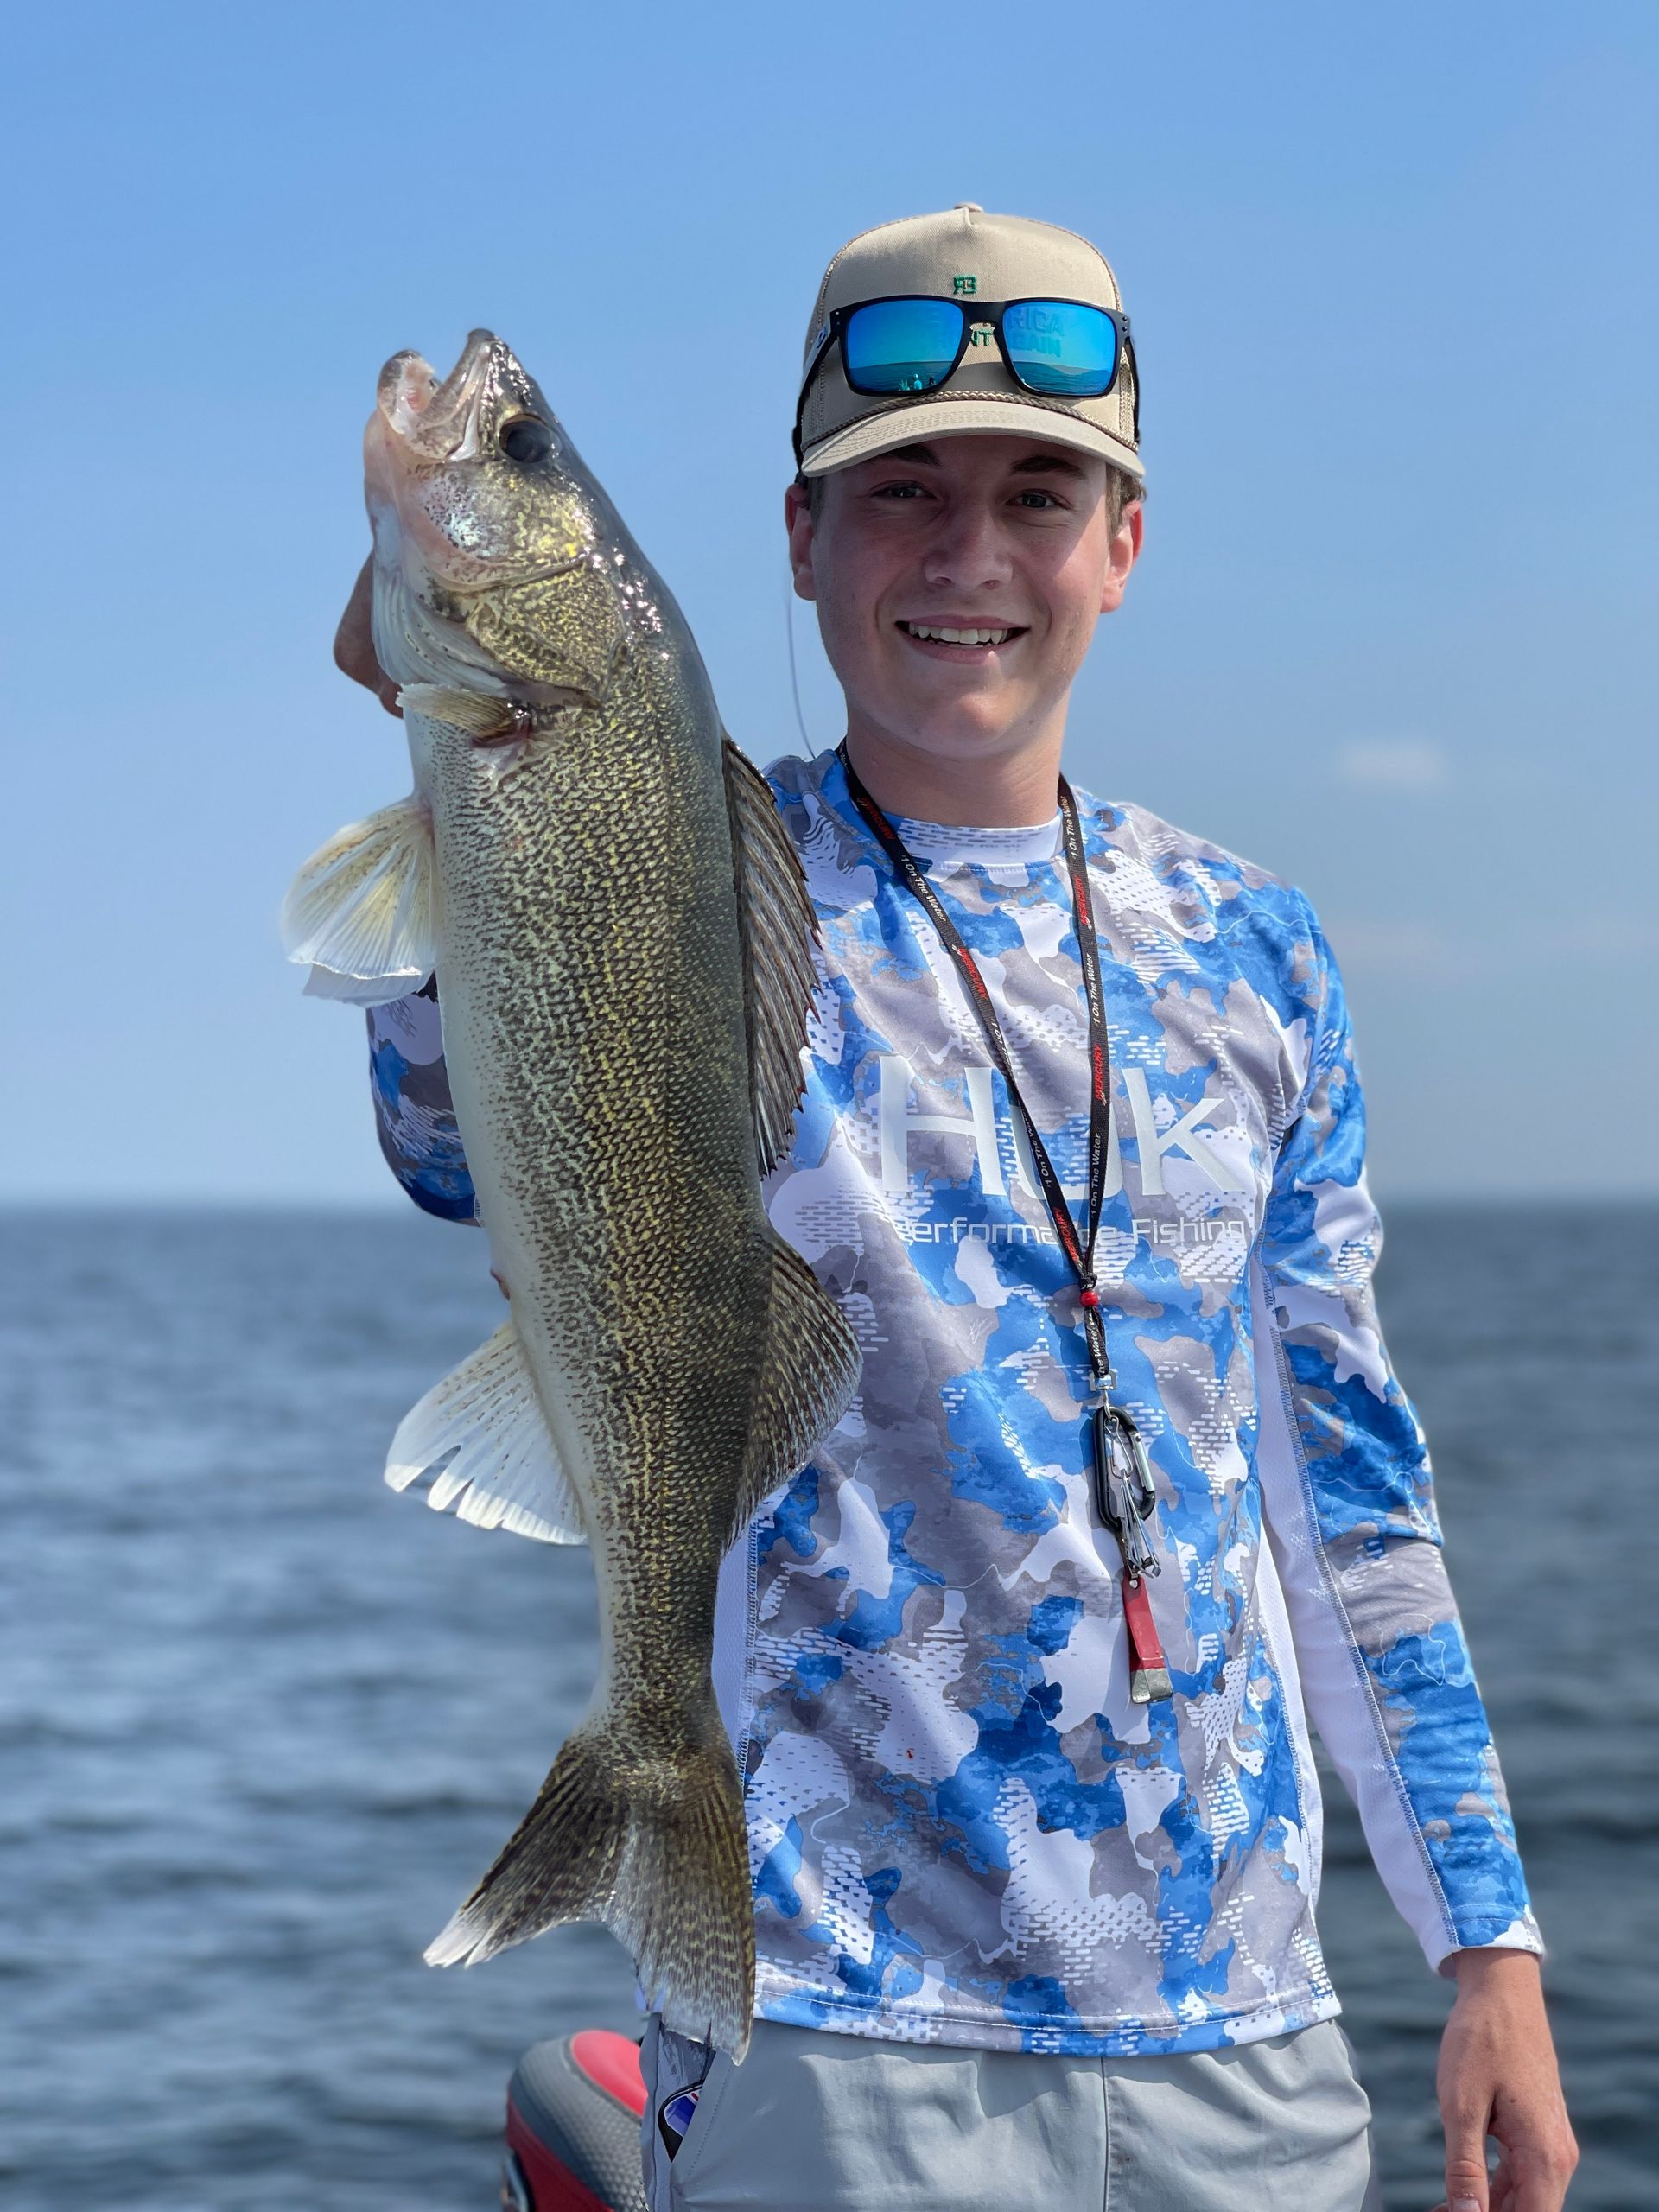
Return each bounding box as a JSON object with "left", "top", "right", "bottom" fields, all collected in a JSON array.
[{"left": 784, "top": 566, "right": 811, "bottom": 756}]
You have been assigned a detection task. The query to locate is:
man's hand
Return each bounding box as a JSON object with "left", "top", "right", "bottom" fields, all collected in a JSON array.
[
  {"left": 334, "top": 554, "right": 402, "bottom": 715},
  {"left": 1433, "top": 1949, "right": 1576, "bottom": 2211}
]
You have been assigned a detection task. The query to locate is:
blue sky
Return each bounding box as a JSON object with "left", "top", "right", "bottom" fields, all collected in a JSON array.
[{"left": 7, "top": 0, "right": 1655, "bottom": 1202}]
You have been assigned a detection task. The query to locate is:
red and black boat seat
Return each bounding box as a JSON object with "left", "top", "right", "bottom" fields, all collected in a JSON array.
[{"left": 501, "top": 2030, "right": 648, "bottom": 2212}]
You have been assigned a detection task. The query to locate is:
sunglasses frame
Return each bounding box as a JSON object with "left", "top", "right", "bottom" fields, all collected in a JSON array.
[{"left": 794, "top": 293, "right": 1138, "bottom": 464}]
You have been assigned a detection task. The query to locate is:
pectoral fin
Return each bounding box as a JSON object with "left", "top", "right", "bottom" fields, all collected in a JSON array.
[
  {"left": 721, "top": 737, "right": 822, "bottom": 1174},
  {"left": 397, "top": 684, "right": 519, "bottom": 740},
  {"left": 386, "top": 1319, "right": 587, "bottom": 1545},
  {"left": 282, "top": 794, "right": 436, "bottom": 1002}
]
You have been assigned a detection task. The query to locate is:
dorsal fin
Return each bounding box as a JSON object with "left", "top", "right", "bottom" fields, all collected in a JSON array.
[{"left": 721, "top": 738, "right": 821, "bottom": 1173}]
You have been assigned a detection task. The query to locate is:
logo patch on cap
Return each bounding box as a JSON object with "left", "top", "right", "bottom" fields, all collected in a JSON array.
[{"left": 797, "top": 209, "right": 1142, "bottom": 480}]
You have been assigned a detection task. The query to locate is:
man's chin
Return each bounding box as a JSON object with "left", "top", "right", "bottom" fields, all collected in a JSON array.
[{"left": 873, "top": 709, "right": 1033, "bottom": 763}]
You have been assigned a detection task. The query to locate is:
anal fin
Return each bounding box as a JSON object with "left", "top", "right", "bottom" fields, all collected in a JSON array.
[{"left": 386, "top": 1319, "right": 587, "bottom": 1545}]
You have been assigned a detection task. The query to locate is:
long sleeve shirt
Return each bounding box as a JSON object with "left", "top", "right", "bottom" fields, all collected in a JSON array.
[{"left": 361, "top": 745, "right": 1541, "bottom": 2055}]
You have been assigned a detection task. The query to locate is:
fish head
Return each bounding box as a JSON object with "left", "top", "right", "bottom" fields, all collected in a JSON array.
[{"left": 366, "top": 330, "right": 634, "bottom": 706}]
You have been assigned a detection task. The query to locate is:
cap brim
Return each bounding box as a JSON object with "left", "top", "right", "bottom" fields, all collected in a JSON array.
[{"left": 800, "top": 396, "right": 1144, "bottom": 480}]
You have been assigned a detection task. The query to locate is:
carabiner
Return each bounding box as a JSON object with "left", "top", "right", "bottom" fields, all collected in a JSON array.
[
  {"left": 1090, "top": 1405, "right": 1160, "bottom": 1578},
  {"left": 1117, "top": 1408, "right": 1159, "bottom": 1523}
]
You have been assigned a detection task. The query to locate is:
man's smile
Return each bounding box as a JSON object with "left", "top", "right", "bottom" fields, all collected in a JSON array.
[{"left": 896, "top": 619, "right": 1029, "bottom": 657}]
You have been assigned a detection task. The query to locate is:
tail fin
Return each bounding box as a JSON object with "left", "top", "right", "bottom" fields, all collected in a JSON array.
[{"left": 424, "top": 1702, "right": 755, "bottom": 2058}]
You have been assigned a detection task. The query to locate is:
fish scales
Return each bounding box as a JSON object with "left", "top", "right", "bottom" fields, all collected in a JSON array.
[
  {"left": 283, "top": 330, "right": 861, "bottom": 2056},
  {"left": 432, "top": 702, "right": 770, "bottom": 1678}
]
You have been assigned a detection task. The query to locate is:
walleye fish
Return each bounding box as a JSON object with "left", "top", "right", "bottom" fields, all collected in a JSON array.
[{"left": 283, "top": 331, "right": 861, "bottom": 2056}]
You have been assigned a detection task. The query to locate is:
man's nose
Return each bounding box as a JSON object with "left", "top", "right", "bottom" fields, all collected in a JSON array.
[{"left": 920, "top": 499, "right": 1014, "bottom": 593}]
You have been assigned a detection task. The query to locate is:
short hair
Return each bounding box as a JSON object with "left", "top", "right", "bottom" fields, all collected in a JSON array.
[{"left": 798, "top": 459, "right": 1144, "bottom": 531}]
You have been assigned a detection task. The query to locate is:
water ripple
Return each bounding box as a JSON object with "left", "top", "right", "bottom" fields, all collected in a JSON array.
[{"left": 3, "top": 1205, "right": 1653, "bottom": 2209}]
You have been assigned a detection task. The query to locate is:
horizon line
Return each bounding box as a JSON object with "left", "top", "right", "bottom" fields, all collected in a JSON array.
[{"left": 2, "top": 1190, "right": 1654, "bottom": 1215}]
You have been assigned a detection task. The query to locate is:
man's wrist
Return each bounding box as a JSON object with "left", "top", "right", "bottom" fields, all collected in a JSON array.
[{"left": 1446, "top": 1946, "right": 1542, "bottom": 1990}]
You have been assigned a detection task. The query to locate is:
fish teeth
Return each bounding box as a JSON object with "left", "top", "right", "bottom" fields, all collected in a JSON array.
[{"left": 904, "top": 623, "right": 1012, "bottom": 646}]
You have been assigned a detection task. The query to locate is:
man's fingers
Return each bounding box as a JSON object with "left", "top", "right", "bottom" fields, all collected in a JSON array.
[
  {"left": 1443, "top": 2114, "right": 1491, "bottom": 2212},
  {"left": 1489, "top": 2079, "right": 1578, "bottom": 2211},
  {"left": 1501, "top": 2138, "right": 1579, "bottom": 2212},
  {"left": 1436, "top": 1953, "right": 1573, "bottom": 2212},
  {"left": 334, "top": 554, "right": 402, "bottom": 715},
  {"left": 1444, "top": 2163, "right": 1490, "bottom": 2210}
]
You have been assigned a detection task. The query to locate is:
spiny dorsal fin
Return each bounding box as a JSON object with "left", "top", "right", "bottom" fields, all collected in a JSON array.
[
  {"left": 385, "top": 1319, "right": 587, "bottom": 1546},
  {"left": 721, "top": 737, "right": 821, "bottom": 1174},
  {"left": 282, "top": 793, "right": 436, "bottom": 1002}
]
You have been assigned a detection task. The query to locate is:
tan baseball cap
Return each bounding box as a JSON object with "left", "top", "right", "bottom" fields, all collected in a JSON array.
[{"left": 795, "top": 204, "right": 1141, "bottom": 480}]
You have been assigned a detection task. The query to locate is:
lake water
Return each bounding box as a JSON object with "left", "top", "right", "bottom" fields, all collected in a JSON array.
[{"left": 3, "top": 1205, "right": 1653, "bottom": 2209}]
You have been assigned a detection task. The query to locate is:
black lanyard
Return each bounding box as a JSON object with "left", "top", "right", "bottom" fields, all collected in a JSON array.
[{"left": 836, "top": 742, "right": 1167, "bottom": 1615}]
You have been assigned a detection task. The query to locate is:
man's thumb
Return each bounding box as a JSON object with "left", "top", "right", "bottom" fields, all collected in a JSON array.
[{"left": 1442, "top": 2109, "right": 1491, "bottom": 2212}]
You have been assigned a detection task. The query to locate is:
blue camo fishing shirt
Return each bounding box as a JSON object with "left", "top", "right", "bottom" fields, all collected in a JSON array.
[{"left": 365, "top": 745, "right": 1541, "bottom": 2055}]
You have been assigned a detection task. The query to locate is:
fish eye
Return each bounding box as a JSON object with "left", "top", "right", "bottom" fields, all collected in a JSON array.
[{"left": 500, "top": 416, "right": 554, "bottom": 466}]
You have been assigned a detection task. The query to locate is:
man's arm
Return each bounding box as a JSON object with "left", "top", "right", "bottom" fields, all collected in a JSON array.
[
  {"left": 329, "top": 557, "right": 480, "bottom": 1227},
  {"left": 366, "top": 976, "right": 479, "bottom": 1224},
  {"left": 1250, "top": 896, "right": 1574, "bottom": 2212}
]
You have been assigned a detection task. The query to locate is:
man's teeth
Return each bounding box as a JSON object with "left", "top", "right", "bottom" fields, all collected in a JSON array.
[{"left": 903, "top": 623, "right": 1013, "bottom": 645}]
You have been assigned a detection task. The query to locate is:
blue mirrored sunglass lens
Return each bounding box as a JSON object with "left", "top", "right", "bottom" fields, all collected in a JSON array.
[
  {"left": 843, "top": 299, "right": 964, "bottom": 394},
  {"left": 1001, "top": 302, "right": 1119, "bottom": 397}
]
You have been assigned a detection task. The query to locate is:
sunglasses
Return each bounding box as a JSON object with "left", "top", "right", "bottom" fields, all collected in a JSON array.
[{"left": 795, "top": 294, "right": 1136, "bottom": 461}]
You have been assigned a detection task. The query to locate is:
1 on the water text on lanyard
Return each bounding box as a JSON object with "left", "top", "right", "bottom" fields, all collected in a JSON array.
[{"left": 836, "top": 741, "right": 1173, "bottom": 1703}]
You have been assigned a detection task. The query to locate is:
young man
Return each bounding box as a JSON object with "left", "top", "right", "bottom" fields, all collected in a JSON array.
[{"left": 337, "top": 208, "right": 1576, "bottom": 2211}]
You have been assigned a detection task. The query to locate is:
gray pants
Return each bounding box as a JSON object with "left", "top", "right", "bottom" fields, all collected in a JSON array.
[{"left": 641, "top": 2015, "right": 1382, "bottom": 2212}]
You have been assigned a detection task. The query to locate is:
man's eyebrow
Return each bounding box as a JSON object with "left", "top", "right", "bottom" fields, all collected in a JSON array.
[
  {"left": 1007, "top": 452, "right": 1089, "bottom": 480},
  {"left": 876, "top": 442, "right": 941, "bottom": 467}
]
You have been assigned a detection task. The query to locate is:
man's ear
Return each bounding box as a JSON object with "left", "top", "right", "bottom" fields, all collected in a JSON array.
[
  {"left": 784, "top": 480, "right": 817, "bottom": 602},
  {"left": 1098, "top": 499, "right": 1144, "bottom": 616}
]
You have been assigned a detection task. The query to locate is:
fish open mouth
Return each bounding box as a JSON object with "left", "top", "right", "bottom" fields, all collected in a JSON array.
[
  {"left": 376, "top": 329, "right": 532, "bottom": 465},
  {"left": 365, "top": 328, "right": 582, "bottom": 619}
]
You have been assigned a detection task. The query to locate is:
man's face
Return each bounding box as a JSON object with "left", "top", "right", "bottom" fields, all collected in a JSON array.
[{"left": 785, "top": 433, "right": 1141, "bottom": 772}]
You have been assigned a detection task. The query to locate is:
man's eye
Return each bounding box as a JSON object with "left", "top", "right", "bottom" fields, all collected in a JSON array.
[
  {"left": 872, "top": 480, "right": 927, "bottom": 499},
  {"left": 1013, "top": 488, "right": 1063, "bottom": 509}
]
